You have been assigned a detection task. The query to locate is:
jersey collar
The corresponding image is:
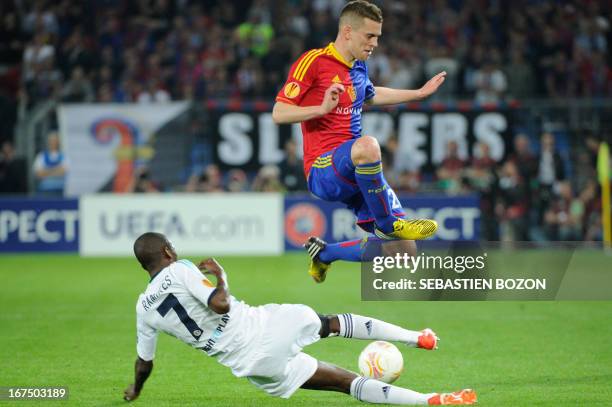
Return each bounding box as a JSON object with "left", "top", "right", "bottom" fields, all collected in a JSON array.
[
  {"left": 327, "top": 42, "right": 355, "bottom": 68},
  {"left": 149, "top": 270, "right": 162, "bottom": 282}
]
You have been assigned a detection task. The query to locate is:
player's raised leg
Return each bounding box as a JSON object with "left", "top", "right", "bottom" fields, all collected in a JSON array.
[
  {"left": 304, "top": 235, "right": 417, "bottom": 283},
  {"left": 301, "top": 360, "right": 477, "bottom": 405},
  {"left": 305, "top": 236, "right": 374, "bottom": 283},
  {"left": 351, "top": 136, "right": 437, "bottom": 240},
  {"left": 318, "top": 313, "right": 438, "bottom": 350}
]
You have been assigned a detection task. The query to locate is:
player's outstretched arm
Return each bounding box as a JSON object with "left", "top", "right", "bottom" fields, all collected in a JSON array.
[
  {"left": 369, "top": 71, "right": 446, "bottom": 106},
  {"left": 198, "top": 258, "right": 230, "bottom": 314},
  {"left": 272, "top": 83, "right": 345, "bottom": 124},
  {"left": 123, "top": 357, "right": 153, "bottom": 402}
]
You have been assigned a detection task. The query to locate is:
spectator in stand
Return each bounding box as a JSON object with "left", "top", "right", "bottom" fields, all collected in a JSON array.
[
  {"left": 583, "top": 132, "right": 601, "bottom": 168},
  {"left": 472, "top": 58, "right": 507, "bottom": 104},
  {"left": 252, "top": 164, "right": 284, "bottom": 192},
  {"left": 395, "top": 170, "right": 421, "bottom": 194},
  {"left": 200, "top": 164, "right": 224, "bottom": 193},
  {"left": 573, "top": 149, "right": 597, "bottom": 194},
  {"left": 226, "top": 169, "right": 249, "bottom": 192},
  {"left": 60, "top": 66, "right": 95, "bottom": 102},
  {"left": 59, "top": 28, "right": 95, "bottom": 77},
  {"left": 462, "top": 44, "right": 485, "bottom": 98},
  {"left": 22, "top": 33, "right": 58, "bottom": 103},
  {"left": 0, "top": 140, "right": 27, "bottom": 194},
  {"left": 545, "top": 51, "right": 575, "bottom": 98},
  {"left": 31, "top": 54, "right": 63, "bottom": 102},
  {"left": 580, "top": 180, "right": 601, "bottom": 242},
  {"left": 383, "top": 54, "right": 419, "bottom": 90},
  {"left": 304, "top": 10, "right": 335, "bottom": 50},
  {"left": 537, "top": 132, "right": 566, "bottom": 223},
  {"left": 466, "top": 142, "right": 498, "bottom": 240},
  {"left": 136, "top": 80, "right": 171, "bottom": 103},
  {"left": 508, "top": 134, "right": 538, "bottom": 191},
  {"left": 543, "top": 181, "right": 583, "bottom": 241},
  {"left": 424, "top": 45, "right": 459, "bottom": 101},
  {"left": 437, "top": 140, "right": 466, "bottom": 194},
  {"left": 185, "top": 164, "right": 224, "bottom": 193},
  {"left": 581, "top": 51, "right": 612, "bottom": 97},
  {"left": 235, "top": 12, "right": 274, "bottom": 59},
  {"left": 496, "top": 161, "right": 529, "bottom": 242},
  {"left": 33, "top": 131, "right": 68, "bottom": 196},
  {"left": 0, "top": 11, "right": 24, "bottom": 67},
  {"left": 23, "top": 1, "right": 59, "bottom": 36},
  {"left": 128, "top": 167, "right": 161, "bottom": 193},
  {"left": 279, "top": 139, "right": 307, "bottom": 192},
  {"left": 367, "top": 44, "right": 391, "bottom": 85},
  {"left": 235, "top": 57, "right": 262, "bottom": 97},
  {"left": 504, "top": 49, "right": 535, "bottom": 100}
]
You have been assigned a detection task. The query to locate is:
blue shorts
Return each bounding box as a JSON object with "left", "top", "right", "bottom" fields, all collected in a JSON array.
[{"left": 307, "top": 139, "right": 405, "bottom": 233}]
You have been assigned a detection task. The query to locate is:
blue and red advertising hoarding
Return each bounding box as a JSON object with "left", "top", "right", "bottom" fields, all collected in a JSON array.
[
  {"left": 0, "top": 198, "right": 79, "bottom": 252},
  {"left": 285, "top": 194, "right": 481, "bottom": 251}
]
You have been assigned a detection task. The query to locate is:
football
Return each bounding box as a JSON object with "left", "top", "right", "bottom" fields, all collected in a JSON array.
[{"left": 358, "top": 340, "right": 404, "bottom": 384}]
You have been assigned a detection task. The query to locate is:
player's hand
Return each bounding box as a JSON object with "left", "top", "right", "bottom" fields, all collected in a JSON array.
[
  {"left": 320, "top": 83, "right": 345, "bottom": 115},
  {"left": 198, "top": 257, "right": 224, "bottom": 277},
  {"left": 123, "top": 384, "right": 140, "bottom": 402},
  {"left": 418, "top": 71, "right": 446, "bottom": 99}
]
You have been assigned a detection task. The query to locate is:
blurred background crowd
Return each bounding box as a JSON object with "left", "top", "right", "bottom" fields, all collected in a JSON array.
[
  {"left": 0, "top": 0, "right": 611, "bottom": 242},
  {"left": 0, "top": 0, "right": 609, "bottom": 108}
]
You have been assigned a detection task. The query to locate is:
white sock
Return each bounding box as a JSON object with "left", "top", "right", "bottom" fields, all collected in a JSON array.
[
  {"left": 338, "top": 313, "right": 420, "bottom": 346},
  {"left": 350, "top": 377, "right": 434, "bottom": 405}
]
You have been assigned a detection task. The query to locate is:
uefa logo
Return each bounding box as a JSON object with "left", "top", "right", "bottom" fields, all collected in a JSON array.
[{"left": 285, "top": 203, "right": 327, "bottom": 248}]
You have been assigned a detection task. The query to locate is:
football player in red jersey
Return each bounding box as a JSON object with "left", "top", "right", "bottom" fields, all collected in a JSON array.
[{"left": 273, "top": 0, "right": 446, "bottom": 283}]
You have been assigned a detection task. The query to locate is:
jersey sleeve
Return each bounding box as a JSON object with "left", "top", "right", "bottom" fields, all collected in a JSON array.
[
  {"left": 275, "top": 49, "right": 319, "bottom": 106},
  {"left": 364, "top": 73, "right": 376, "bottom": 102},
  {"left": 176, "top": 260, "right": 218, "bottom": 307},
  {"left": 136, "top": 313, "right": 158, "bottom": 361}
]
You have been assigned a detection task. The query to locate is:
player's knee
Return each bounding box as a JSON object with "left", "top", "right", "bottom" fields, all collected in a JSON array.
[
  {"left": 352, "top": 136, "right": 381, "bottom": 164},
  {"left": 318, "top": 314, "right": 340, "bottom": 338}
]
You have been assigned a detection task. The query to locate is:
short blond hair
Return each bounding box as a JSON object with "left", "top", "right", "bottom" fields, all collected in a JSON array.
[{"left": 339, "top": 0, "right": 383, "bottom": 28}]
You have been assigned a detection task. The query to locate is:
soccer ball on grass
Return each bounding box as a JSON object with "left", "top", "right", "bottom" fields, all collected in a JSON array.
[{"left": 358, "top": 340, "right": 404, "bottom": 383}]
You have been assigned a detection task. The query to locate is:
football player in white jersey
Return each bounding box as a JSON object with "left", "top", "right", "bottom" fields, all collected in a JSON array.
[{"left": 123, "top": 232, "right": 476, "bottom": 405}]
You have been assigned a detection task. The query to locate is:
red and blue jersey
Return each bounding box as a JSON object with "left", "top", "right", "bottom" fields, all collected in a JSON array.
[{"left": 276, "top": 42, "right": 376, "bottom": 176}]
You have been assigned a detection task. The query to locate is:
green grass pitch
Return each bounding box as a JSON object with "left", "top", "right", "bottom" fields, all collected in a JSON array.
[{"left": 1, "top": 253, "right": 611, "bottom": 406}]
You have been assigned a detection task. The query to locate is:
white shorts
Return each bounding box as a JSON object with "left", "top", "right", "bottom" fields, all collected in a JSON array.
[{"left": 243, "top": 303, "right": 321, "bottom": 398}]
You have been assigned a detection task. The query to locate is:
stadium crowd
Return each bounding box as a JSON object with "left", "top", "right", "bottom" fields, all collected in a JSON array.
[
  {"left": 1, "top": 0, "right": 609, "bottom": 108},
  {"left": 0, "top": 0, "right": 610, "bottom": 242}
]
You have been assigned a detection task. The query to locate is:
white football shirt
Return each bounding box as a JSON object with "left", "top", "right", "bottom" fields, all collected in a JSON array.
[{"left": 135, "top": 259, "right": 254, "bottom": 369}]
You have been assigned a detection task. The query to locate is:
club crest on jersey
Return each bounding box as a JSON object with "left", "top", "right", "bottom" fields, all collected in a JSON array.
[
  {"left": 332, "top": 74, "right": 342, "bottom": 83},
  {"left": 346, "top": 85, "right": 356, "bottom": 102},
  {"left": 284, "top": 82, "right": 301, "bottom": 98}
]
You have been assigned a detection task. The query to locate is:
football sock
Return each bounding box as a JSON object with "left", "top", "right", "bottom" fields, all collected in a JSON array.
[
  {"left": 318, "top": 239, "right": 362, "bottom": 263},
  {"left": 318, "top": 237, "right": 385, "bottom": 263},
  {"left": 337, "top": 313, "right": 420, "bottom": 346},
  {"left": 355, "top": 161, "right": 396, "bottom": 233},
  {"left": 350, "top": 377, "right": 434, "bottom": 405}
]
